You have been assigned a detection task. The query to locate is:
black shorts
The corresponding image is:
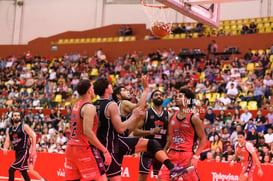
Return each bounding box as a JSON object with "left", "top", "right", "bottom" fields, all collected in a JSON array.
[
  {"left": 11, "top": 149, "right": 29, "bottom": 171},
  {"left": 139, "top": 152, "right": 162, "bottom": 175},
  {"left": 105, "top": 136, "right": 139, "bottom": 178}
]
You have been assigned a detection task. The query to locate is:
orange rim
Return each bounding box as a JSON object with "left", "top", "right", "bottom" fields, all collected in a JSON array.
[{"left": 140, "top": 0, "right": 169, "bottom": 9}]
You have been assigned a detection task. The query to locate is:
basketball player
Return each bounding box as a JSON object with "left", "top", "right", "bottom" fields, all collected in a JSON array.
[
  {"left": 133, "top": 90, "right": 169, "bottom": 181},
  {"left": 158, "top": 88, "right": 207, "bottom": 181},
  {"left": 3, "top": 111, "right": 36, "bottom": 181},
  {"left": 65, "top": 79, "right": 112, "bottom": 181},
  {"left": 21, "top": 132, "right": 47, "bottom": 181},
  {"left": 93, "top": 77, "right": 193, "bottom": 181},
  {"left": 230, "top": 131, "right": 263, "bottom": 181}
]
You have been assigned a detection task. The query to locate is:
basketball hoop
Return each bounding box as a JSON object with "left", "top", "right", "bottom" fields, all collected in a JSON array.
[{"left": 141, "top": 0, "right": 172, "bottom": 38}]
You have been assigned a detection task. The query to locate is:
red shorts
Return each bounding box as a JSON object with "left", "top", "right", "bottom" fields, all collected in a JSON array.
[
  {"left": 241, "top": 161, "right": 255, "bottom": 178},
  {"left": 158, "top": 150, "right": 199, "bottom": 181},
  {"left": 65, "top": 144, "right": 105, "bottom": 180}
]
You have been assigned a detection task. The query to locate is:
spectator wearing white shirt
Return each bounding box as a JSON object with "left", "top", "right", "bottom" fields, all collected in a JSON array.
[
  {"left": 226, "top": 77, "right": 237, "bottom": 91},
  {"left": 264, "top": 127, "right": 273, "bottom": 145},
  {"left": 227, "top": 83, "right": 238, "bottom": 101},
  {"left": 240, "top": 108, "right": 252, "bottom": 126},
  {"left": 56, "top": 131, "right": 68, "bottom": 145},
  {"left": 263, "top": 74, "right": 273, "bottom": 99},
  {"left": 219, "top": 93, "right": 231, "bottom": 107}
]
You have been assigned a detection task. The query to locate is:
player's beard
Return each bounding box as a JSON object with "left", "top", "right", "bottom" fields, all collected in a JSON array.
[
  {"left": 13, "top": 119, "right": 20, "bottom": 124},
  {"left": 153, "top": 99, "right": 163, "bottom": 106},
  {"left": 121, "top": 95, "right": 131, "bottom": 101}
]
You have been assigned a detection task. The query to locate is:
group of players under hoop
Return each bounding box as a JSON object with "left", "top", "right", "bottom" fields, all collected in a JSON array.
[{"left": 3, "top": 76, "right": 264, "bottom": 181}]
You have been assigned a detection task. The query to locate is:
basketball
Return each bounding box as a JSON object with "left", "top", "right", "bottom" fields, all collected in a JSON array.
[{"left": 151, "top": 22, "right": 170, "bottom": 38}]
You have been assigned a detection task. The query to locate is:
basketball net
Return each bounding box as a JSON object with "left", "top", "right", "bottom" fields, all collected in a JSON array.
[{"left": 141, "top": 0, "right": 172, "bottom": 35}]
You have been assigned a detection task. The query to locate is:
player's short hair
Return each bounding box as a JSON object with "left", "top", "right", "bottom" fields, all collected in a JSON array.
[
  {"left": 76, "top": 79, "right": 91, "bottom": 96},
  {"left": 94, "top": 77, "right": 110, "bottom": 96},
  {"left": 150, "top": 90, "right": 163, "bottom": 99},
  {"left": 179, "top": 88, "right": 195, "bottom": 108},
  {"left": 237, "top": 131, "right": 245, "bottom": 136},
  {"left": 112, "top": 86, "right": 125, "bottom": 102}
]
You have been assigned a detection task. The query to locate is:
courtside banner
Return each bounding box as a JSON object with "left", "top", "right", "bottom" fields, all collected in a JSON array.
[{"left": 0, "top": 151, "right": 271, "bottom": 181}]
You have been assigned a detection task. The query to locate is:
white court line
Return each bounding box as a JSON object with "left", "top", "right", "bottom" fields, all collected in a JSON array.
[{"left": 0, "top": 176, "right": 40, "bottom": 181}]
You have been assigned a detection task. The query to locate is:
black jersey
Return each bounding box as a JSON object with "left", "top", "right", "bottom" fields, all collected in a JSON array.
[
  {"left": 117, "top": 101, "right": 131, "bottom": 137},
  {"left": 8, "top": 122, "right": 29, "bottom": 151},
  {"left": 94, "top": 99, "right": 119, "bottom": 153},
  {"left": 143, "top": 107, "right": 168, "bottom": 147}
]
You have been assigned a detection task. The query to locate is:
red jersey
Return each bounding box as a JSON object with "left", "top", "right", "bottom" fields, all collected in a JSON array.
[
  {"left": 68, "top": 100, "right": 98, "bottom": 146},
  {"left": 235, "top": 141, "right": 255, "bottom": 163},
  {"left": 169, "top": 111, "right": 197, "bottom": 152}
]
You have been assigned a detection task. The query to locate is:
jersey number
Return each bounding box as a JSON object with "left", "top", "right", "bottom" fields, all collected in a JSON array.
[{"left": 71, "top": 122, "right": 77, "bottom": 137}]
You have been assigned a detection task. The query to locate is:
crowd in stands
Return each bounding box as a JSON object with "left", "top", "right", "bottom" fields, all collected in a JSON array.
[{"left": 0, "top": 41, "right": 273, "bottom": 165}]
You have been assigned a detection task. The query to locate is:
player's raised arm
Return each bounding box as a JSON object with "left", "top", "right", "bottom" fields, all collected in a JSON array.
[{"left": 121, "top": 75, "right": 149, "bottom": 114}]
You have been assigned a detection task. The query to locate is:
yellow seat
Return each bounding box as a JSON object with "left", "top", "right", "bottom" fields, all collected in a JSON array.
[
  {"left": 181, "top": 33, "right": 186, "bottom": 38},
  {"left": 239, "top": 101, "right": 248, "bottom": 110},
  {"left": 27, "top": 88, "right": 33, "bottom": 94},
  {"left": 270, "top": 55, "right": 273, "bottom": 62},
  {"left": 63, "top": 39, "right": 69, "bottom": 44},
  {"left": 57, "top": 39, "right": 64, "bottom": 44},
  {"left": 247, "top": 63, "right": 255, "bottom": 71},
  {"left": 102, "top": 37, "right": 108, "bottom": 42},
  {"left": 26, "top": 64, "right": 32, "bottom": 70},
  {"left": 257, "top": 49, "right": 265, "bottom": 56},
  {"left": 200, "top": 72, "right": 205, "bottom": 81},
  {"left": 248, "top": 101, "right": 258, "bottom": 110},
  {"left": 91, "top": 38, "right": 97, "bottom": 43},
  {"left": 86, "top": 38, "right": 91, "bottom": 43},
  {"left": 192, "top": 32, "right": 199, "bottom": 38},
  {"left": 54, "top": 94, "right": 62, "bottom": 103},
  {"left": 174, "top": 34, "right": 180, "bottom": 39},
  {"left": 92, "top": 95, "right": 99, "bottom": 102},
  {"left": 74, "top": 38, "right": 80, "bottom": 43},
  {"left": 91, "top": 68, "right": 99, "bottom": 77},
  {"left": 64, "top": 101, "right": 71, "bottom": 107},
  {"left": 96, "top": 37, "right": 102, "bottom": 42},
  {"left": 80, "top": 38, "right": 85, "bottom": 43},
  {"left": 210, "top": 93, "right": 220, "bottom": 102},
  {"left": 152, "top": 60, "right": 159, "bottom": 68},
  {"left": 118, "top": 37, "right": 124, "bottom": 42},
  {"left": 265, "top": 27, "right": 272, "bottom": 33}
]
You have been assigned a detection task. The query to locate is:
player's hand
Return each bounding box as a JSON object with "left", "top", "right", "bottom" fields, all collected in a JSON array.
[
  {"left": 3, "top": 148, "right": 8, "bottom": 155},
  {"left": 132, "top": 107, "right": 145, "bottom": 118},
  {"left": 257, "top": 167, "right": 263, "bottom": 177},
  {"left": 141, "top": 75, "right": 149, "bottom": 89},
  {"left": 103, "top": 150, "right": 112, "bottom": 166},
  {"left": 152, "top": 127, "right": 161, "bottom": 135},
  {"left": 189, "top": 156, "right": 198, "bottom": 168},
  {"left": 230, "top": 160, "right": 234, "bottom": 167}
]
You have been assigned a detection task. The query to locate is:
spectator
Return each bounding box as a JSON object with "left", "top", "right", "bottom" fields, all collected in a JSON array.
[
  {"left": 264, "top": 127, "right": 273, "bottom": 145},
  {"left": 255, "top": 109, "right": 267, "bottom": 125},
  {"left": 211, "top": 134, "right": 223, "bottom": 152},
  {"left": 247, "top": 127, "right": 259, "bottom": 145},
  {"left": 241, "top": 24, "right": 249, "bottom": 34},
  {"left": 204, "top": 107, "right": 216, "bottom": 125},
  {"left": 230, "top": 125, "right": 243, "bottom": 145},
  {"left": 256, "top": 121, "right": 267, "bottom": 136},
  {"left": 249, "top": 22, "right": 257, "bottom": 34},
  {"left": 240, "top": 108, "right": 252, "bottom": 126},
  {"left": 266, "top": 107, "right": 273, "bottom": 125},
  {"left": 244, "top": 118, "right": 256, "bottom": 133}
]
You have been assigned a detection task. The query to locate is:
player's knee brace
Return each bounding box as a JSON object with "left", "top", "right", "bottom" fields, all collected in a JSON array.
[{"left": 147, "top": 139, "right": 162, "bottom": 156}]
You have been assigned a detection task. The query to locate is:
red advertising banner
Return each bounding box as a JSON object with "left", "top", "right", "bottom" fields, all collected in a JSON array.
[{"left": 0, "top": 151, "right": 272, "bottom": 181}]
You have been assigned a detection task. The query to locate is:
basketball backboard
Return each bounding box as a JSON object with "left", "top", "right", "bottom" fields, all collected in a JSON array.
[
  {"left": 156, "top": 0, "right": 260, "bottom": 28},
  {"left": 156, "top": 0, "right": 220, "bottom": 28}
]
